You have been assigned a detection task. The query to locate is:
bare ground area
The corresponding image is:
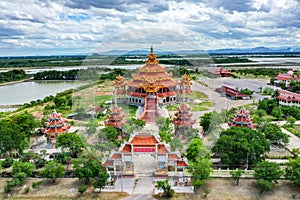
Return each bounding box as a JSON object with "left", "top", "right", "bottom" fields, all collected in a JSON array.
[
  {"left": 0, "top": 178, "right": 128, "bottom": 200},
  {"left": 1, "top": 178, "right": 299, "bottom": 200}
]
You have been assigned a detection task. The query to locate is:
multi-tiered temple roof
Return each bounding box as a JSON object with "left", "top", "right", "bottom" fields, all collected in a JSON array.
[
  {"left": 228, "top": 108, "right": 256, "bottom": 130},
  {"left": 127, "top": 46, "right": 177, "bottom": 97},
  {"left": 105, "top": 105, "right": 126, "bottom": 127},
  {"left": 172, "top": 103, "right": 196, "bottom": 128},
  {"left": 42, "top": 110, "right": 70, "bottom": 142}
]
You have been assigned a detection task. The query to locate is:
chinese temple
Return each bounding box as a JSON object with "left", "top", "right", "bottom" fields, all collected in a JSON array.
[
  {"left": 41, "top": 110, "right": 71, "bottom": 148},
  {"left": 228, "top": 108, "right": 256, "bottom": 130},
  {"left": 102, "top": 132, "right": 188, "bottom": 177},
  {"left": 118, "top": 46, "right": 178, "bottom": 123},
  {"left": 172, "top": 103, "right": 196, "bottom": 134}
]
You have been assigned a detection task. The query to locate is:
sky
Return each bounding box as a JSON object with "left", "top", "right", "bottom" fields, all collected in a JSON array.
[{"left": 0, "top": 0, "right": 299, "bottom": 56}]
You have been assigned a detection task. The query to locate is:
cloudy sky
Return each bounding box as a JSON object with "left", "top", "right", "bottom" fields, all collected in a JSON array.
[{"left": 0, "top": 0, "right": 299, "bottom": 56}]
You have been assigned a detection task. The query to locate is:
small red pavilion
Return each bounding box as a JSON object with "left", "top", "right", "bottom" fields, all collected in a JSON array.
[
  {"left": 228, "top": 108, "right": 256, "bottom": 130},
  {"left": 41, "top": 110, "right": 71, "bottom": 148},
  {"left": 105, "top": 105, "right": 126, "bottom": 128},
  {"left": 172, "top": 103, "right": 196, "bottom": 134}
]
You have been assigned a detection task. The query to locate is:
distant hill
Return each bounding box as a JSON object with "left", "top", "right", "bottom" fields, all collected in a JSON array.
[{"left": 98, "top": 46, "right": 300, "bottom": 56}]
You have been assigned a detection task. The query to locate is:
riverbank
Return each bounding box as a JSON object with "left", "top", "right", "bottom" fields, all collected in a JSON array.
[{"left": 0, "top": 77, "right": 34, "bottom": 87}]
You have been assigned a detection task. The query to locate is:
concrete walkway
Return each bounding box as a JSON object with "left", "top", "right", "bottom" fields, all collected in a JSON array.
[{"left": 281, "top": 127, "right": 300, "bottom": 151}]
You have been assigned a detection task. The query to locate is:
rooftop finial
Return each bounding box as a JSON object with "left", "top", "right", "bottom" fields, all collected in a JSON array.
[{"left": 146, "top": 45, "right": 158, "bottom": 64}]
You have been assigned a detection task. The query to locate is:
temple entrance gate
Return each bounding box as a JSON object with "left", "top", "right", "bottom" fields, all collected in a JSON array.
[{"left": 133, "top": 153, "right": 156, "bottom": 176}]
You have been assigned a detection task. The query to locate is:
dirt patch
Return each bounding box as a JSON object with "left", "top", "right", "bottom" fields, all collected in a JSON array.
[
  {"left": 2, "top": 178, "right": 299, "bottom": 200},
  {"left": 0, "top": 178, "right": 128, "bottom": 200}
]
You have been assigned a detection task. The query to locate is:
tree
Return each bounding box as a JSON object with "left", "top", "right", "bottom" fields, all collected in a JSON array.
[
  {"left": 54, "top": 97, "right": 66, "bottom": 107},
  {"left": 287, "top": 116, "right": 296, "bottom": 127},
  {"left": 186, "top": 137, "right": 210, "bottom": 163},
  {"left": 92, "top": 170, "right": 109, "bottom": 192},
  {"left": 12, "top": 161, "right": 35, "bottom": 177},
  {"left": 73, "top": 153, "right": 102, "bottom": 184},
  {"left": 85, "top": 119, "right": 98, "bottom": 136},
  {"left": 256, "top": 179, "right": 274, "bottom": 196},
  {"left": 40, "top": 161, "right": 65, "bottom": 183},
  {"left": 200, "top": 112, "right": 212, "bottom": 133},
  {"left": 98, "top": 126, "right": 121, "bottom": 147},
  {"left": 257, "top": 99, "right": 278, "bottom": 115},
  {"left": 258, "top": 122, "right": 289, "bottom": 145},
  {"left": 155, "top": 180, "right": 174, "bottom": 198},
  {"left": 254, "top": 161, "right": 283, "bottom": 184},
  {"left": 56, "top": 133, "right": 85, "bottom": 157},
  {"left": 285, "top": 157, "right": 300, "bottom": 186},
  {"left": 212, "top": 127, "right": 270, "bottom": 168},
  {"left": 159, "top": 130, "right": 172, "bottom": 144},
  {"left": 200, "top": 111, "right": 224, "bottom": 134},
  {"left": 123, "top": 118, "right": 145, "bottom": 135},
  {"left": 230, "top": 169, "right": 244, "bottom": 185},
  {"left": 271, "top": 107, "right": 283, "bottom": 120},
  {"left": 188, "top": 157, "right": 212, "bottom": 191},
  {"left": 170, "top": 137, "right": 183, "bottom": 152},
  {"left": 254, "top": 161, "right": 282, "bottom": 196}
]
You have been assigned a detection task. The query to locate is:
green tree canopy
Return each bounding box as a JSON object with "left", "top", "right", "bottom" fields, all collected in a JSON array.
[
  {"left": 186, "top": 137, "right": 210, "bottom": 163},
  {"left": 41, "top": 160, "right": 65, "bottom": 183},
  {"left": 188, "top": 157, "right": 212, "bottom": 190},
  {"left": 212, "top": 127, "right": 270, "bottom": 168},
  {"left": 258, "top": 122, "right": 289, "bottom": 145},
  {"left": 254, "top": 161, "right": 283, "bottom": 183},
  {"left": 12, "top": 161, "right": 35, "bottom": 177},
  {"left": 56, "top": 133, "right": 85, "bottom": 158},
  {"left": 285, "top": 157, "right": 300, "bottom": 186},
  {"left": 73, "top": 153, "right": 103, "bottom": 184},
  {"left": 230, "top": 169, "right": 244, "bottom": 185},
  {"left": 92, "top": 170, "right": 109, "bottom": 191}
]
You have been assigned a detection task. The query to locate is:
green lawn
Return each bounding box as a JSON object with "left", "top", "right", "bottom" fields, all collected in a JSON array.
[
  {"left": 190, "top": 90, "right": 208, "bottom": 100},
  {"left": 166, "top": 102, "right": 209, "bottom": 112},
  {"left": 95, "top": 95, "right": 113, "bottom": 106},
  {"left": 118, "top": 103, "right": 137, "bottom": 118},
  {"left": 198, "top": 100, "right": 214, "bottom": 107},
  {"left": 294, "top": 124, "right": 300, "bottom": 132}
]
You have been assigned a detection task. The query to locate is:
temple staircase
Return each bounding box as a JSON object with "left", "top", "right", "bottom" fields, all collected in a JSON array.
[{"left": 141, "top": 95, "right": 158, "bottom": 123}]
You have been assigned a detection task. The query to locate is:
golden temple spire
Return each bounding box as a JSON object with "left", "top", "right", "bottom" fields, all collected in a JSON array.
[{"left": 146, "top": 46, "right": 159, "bottom": 64}]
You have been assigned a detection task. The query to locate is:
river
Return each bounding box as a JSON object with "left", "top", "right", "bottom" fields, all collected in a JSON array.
[{"left": 0, "top": 80, "right": 83, "bottom": 112}]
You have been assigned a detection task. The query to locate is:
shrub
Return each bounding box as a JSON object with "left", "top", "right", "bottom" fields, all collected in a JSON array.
[
  {"left": 78, "top": 184, "right": 88, "bottom": 195},
  {"left": 2, "top": 157, "right": 14, "bottom": 168},
  {"left": 32, "top": 181, "right": 44, "bottom": 189}
]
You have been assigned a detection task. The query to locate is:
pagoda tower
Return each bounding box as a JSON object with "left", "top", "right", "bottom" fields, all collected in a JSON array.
[
  {"left": 105, "top": 104, "right": 126, "bottom": 129},
  {"left": 178, "top": 73, "right": 192, "bottom": 101},
  {"left": 127, "top": 46, "right": 177, "bottom": 123},
  {"left": 42, "top": 110, "right": 71, "bottom": 148},
  {"left": 172, "top": 103, "right": 196, "bottom": 134},
  {"left": 113, "top": 74, "right": 127, "bottom": 104},
  {"left": 228, "top": 108, "right": 257, "bottom": 130}
]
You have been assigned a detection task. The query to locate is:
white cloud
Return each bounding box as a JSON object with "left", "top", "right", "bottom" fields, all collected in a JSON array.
[{"left": 0, "top": 0, "right": 299, "bottom": 56}]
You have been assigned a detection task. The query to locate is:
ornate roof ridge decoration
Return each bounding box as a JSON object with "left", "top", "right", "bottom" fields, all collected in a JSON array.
[
  {"left": 140, "top": 79, "right": 163, "bottom": 93},
  {"left": 145, "top": 46, "right": 159, "bottom": 64}
]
